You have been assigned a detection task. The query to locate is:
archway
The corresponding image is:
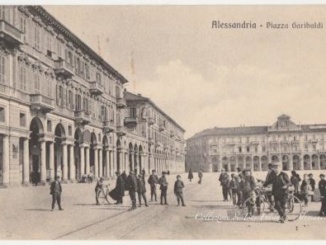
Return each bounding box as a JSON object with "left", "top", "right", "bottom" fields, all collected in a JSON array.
[
  {"left": 237, "top": 156, "right": 244, "bottom": 170},
  {"left": 245, "top": 156, "right": 252, "bottom": 170},
  {"left": 282, "top": 155, "right": 289, "bottom": 170},
  {"left": 304, "top": 155, "right": 311, "bottom": 170},
  {"left": 271, "top": 155, "right": 279, "bottom": 163},
  {"left": 212, "top": 156, "right": 218, "bottom": 172},
  {"left": 139, "top": 145, "right": 143, "bottom": 173},
  {"left": 116, "top": 139, "right": 121, "bottom": 174},
  {"left": 74, "top": 128, "right": 83, "bottom": 180},
  {"left": 29, "top": 117, "right": 44, "bottom": 185},
  {"left": 102, "top": 136, "right": 108, "bottom": 177},
  {"left": 261, "top": 156, "right": 268, "bottom": 171},
  {"left": 222, "top": 157, "right": 228, "bottom": 171},
  {"left": 293, "top": 155, "right": 300, "bottom": 170},
  {"left": 134, "top": 144, "right": 138, "bottom": 174},
  {"left": 253, "top": 156, "right": 260, "bottom": 171},
  {"left": 128, "top": 143, "right": 133, "bottom": 171},
  {"left": 54, "top": 123, "right": 66, "bottom": 180},
  {"left": 312, "top": 154, "right": 319, "bottom": 170},
  {"left": 230, "top": 156, "right": 236, "bottom": 172},
  {"left": 320, "top": 155, "right": 326, "bottom": 170}
]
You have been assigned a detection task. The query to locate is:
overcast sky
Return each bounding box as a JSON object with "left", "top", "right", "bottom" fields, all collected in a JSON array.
[{"left": 44, "top": 5, "right": 326, "bottom": 138}]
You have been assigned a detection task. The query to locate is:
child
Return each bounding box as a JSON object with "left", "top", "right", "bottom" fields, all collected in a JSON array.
[
  {"left": 230, "top": 174, "right": 239, "bottom": 206},
  {"left": 174, "top": 175, "right": 186, "bottom": 206}
]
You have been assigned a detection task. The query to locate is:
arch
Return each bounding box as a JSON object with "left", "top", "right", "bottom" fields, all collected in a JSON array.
[
  {"left": 83, "top": 130, "right": 91, "bottom": 144},
  {"left": 304, "top": 154, "right": 311, "bottom": 170},
  {"left": 222, "top": 156, "right": 228, "bottom": 171},
  {"left": 74, "top": 128, "right": 83, "bottom": 144},
  {"left": 74, "top": 128, "right": 83, "bottom": 181},
  {"left": 29, "top": 117, "right": 44, "bottom": 134},
  {"left": 245, "top": 156, "right": 252, "bottom": 170},
  {"left": 271, "top": 155, "right": 279, "bottom": 163},
  {"left": 55, "top": 123, "right": 66, "bottom": 138},
  {"left": 293, "top": 155, "right": 300, "bottom": 170},
  {"left": 261, "top": 156, "right": 268, "bottom": 171},
  {"left": 237, "top": 156, "right": 245, "bottom": 170},
  {"left": 282, "top": 155, "right": 289, "bottom": 171},
  {"left": 91, "top": 132, "right": 97, "bottom": 145},
  {"left": 253, "top": 156, "right": 260, "bottom": 171},
  {"left": 312, "top": 154, "right": 319, "bottom": 170},
  {"left": 320, "top": 154, "right": 326, "bottom": 170},
  {"left": 230, "top": 156, "right": 236, "bottom": 172}
]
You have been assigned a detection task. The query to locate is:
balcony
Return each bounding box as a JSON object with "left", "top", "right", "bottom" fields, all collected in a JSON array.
[
  {"left": 54, "top": 59, "right": 74, "bottom": 79},
  {"left": 124, "top": 117, "right": 137, "bottom": 129},
  {"left": 89, "top": 80, "right": 104, "bottom": 95},
  {"left": 147, "top": 117, "right": 155, "bottom": 125},
  {"left": 74, "top": 110, "right": 91, "bottom": 125},
  {"left": 0, "top": 20, "right": 23, "bottom": 48},
  {"left": 103, "top": 120, "right": 115, "bottom": 133},
  {"left": 117, "top": 97, "right": 126, "bottom": 108},
  {"left": 117, "top": 125, "right": 127, "bottom": 137},
  {"left": 30, "top": 94, "right": 54, "bottom": 113}
]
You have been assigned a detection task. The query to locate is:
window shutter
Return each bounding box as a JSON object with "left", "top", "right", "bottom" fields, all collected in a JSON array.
[
  {"left": 56, "top": 84, "right": 60, "bottom": 106},
  {"left": 62, "top": 87, "right": 66, "bottom": 107}
]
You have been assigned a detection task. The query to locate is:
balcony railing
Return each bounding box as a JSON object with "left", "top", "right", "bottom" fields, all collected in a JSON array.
[
  {"left": 30, "top": 94, "right": 54, "bottom": 113},
  {"left": 74, "top": 110, "right": 91, "bottom": 125},
  {"left": 89, "top": 80, "right": 104, "bottom": 95},
  {"left": 103, "top": 120, "right": 115, "bottom": 133},
  {"left": 117, "top": 97, "right": 126, "bottom": 108},
  {"left": 124, "top": 117, "right": 137, "bottom": 128},
  {"left": 117, "top": 125, "right": 127, "bottom": 136},
  {"left": 0, "top": 20, "right": 23, "bottom": 47},
  {"left": 54, "top": 59, "right": 74, "bottom": 79}
]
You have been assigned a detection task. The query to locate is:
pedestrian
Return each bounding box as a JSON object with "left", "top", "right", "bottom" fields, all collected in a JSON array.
[
  {"left": 308, "top": 174, "right": 316, "bottom": 201},
  {"left": 290, "top": 170, "right": 301, "bottom": 194},
  {"left": 236, "top": 173, "right": 244, "bottom": 208},
  {"left": 318, "top": 174, "right": 326, "bottom": 217},
  {"left": 141, "top": 168, "right": 146, "bottom": 179},
  {"left": 230, "top": 174, "right": 239, "bottom": 206},
  {"left": 137, "top": 174, "right": 148, "bottom": 207},
  {"left": 95, "top": 177, "right": 104, "bottom": 205},
  {"left": 88, "top": 172, "right": 94, "bottom": 183},
  {"left": 174, "top": 175, "right": 186, "bottom": 206},
  {"left": 50, "top": 176, "right": 63, "bottom": 211},
  {"left": 300, "top": 174, "right": 311, "bottom": 207},
  {"left": 264, "top": 163, "right": 276, "bottom": 211},
  {"left": 148, "top": 170, "right": 159, "bottom": 202},
  {"left": 241, "top": 169, "right": 256, "bottom": 217},
  {"left": 121, "top": 170, "right": 127, "bottom": 183},
  {"left": 263, "top": 162, "right": 291, "bottom": 223},
  {"left": 125, "top": 170, "right": 138, "bottom": 210},
  {"left": 188, "top": 168, "right": 194, "bottom": 182},
  {"left": 109, "top": 171, "right": 125, "bottom": 204},
  {"left": 198, "top": 170, "right": 203, "bottom": 184},
  {"left": 219, "top": 168, "right": 230, "bottom": 201},
  {"left": 159, "top": 171, "right": 169, "bottom": 205}
]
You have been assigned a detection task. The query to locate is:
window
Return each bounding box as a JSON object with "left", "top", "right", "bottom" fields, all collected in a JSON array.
[
  {"left": 19, "top": 113, "right": 26, "bottom": 127},
  {"left": 96, "top": 72, "right": 101, "bottom": 84},
  {"left": 75, "top": 94, "right": 81, "bottom": 111},
  {"left": 130, "top": 108, "right": 137, "bottom": 118},
  {"left": 262, "top": 146, "right": 266, "bottom": 152},
  {"left": 19, "top": 65, "right": 26, "bottom": 91},
  {"left": 85, "top": 63, "right": 90, "bottom": 80},
  {"left": 255, "top": 146, "right": 258, "bottom": 153},
  {"left": 239, "top": 147, "right": 242, "bottom": 153},
  {"left": 47, "top": 120, "right": 52, "bottom": 132},
  {"left": 68, "top": 125, "right": 72, "bottom": 136},
  {"left": 66, "top": 50, "right": 73, "bottom": 66},
  {"left": 0, "top": 56, "right": 5, "bottom": 84},
  {"left": 68, "top": 90, "right": 74, "bottom": 110},
  {"left": 34, "top": 25, "right": 40, "bottom": 50},
  {"left": 57, "top": 85, "right": 63, "bottom": 106},
  {"left": 34, "top": 73, "right": 40, "bottom": 93},
  {"left": 313, "top": 144, "right": 317, "bottom": 151},
  {"left": 246, "top": 146, "right": 250, "bottom": 153},
  {"left": 46, "top": 78, "right": 52, "bottom": 97},
  {"left": 0, "top": 107, "right": 5, "bottom": 122}
]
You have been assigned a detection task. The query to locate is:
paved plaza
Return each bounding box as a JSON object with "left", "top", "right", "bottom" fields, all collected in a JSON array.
[{"left": 0, "top": 172, "right": 326, "bottom": 240}]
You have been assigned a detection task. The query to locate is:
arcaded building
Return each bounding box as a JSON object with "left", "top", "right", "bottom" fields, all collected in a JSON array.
[
  {"left": 186, "top": 114, "right": 326, "bottom": 172},
  {"left": 0, "top": 6, "right": 185, "bottom": 187}
]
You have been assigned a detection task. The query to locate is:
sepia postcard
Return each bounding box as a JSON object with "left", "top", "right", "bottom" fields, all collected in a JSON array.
[{"left": 0, "top": 3, "right": 326, "bottom": 242}]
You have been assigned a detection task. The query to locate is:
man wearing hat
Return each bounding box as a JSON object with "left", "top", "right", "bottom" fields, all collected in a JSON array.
[
  {"left": 115, "top": 171, "right": 125, "bottom": 204},
  {"left": 318, "top": 174, "right": 326, "bottom": 216},
  {"left": 263, "top": 161, "right": 291, "bottom": 223},
  {"left": 50, "top": 176, "right": 63, "bottom": 211},
  {"left": 219, "top": 168, "right": 230, "bottom": 201},
  {"left": 148, "top": 170, "right": 159, "bottom": 202},
  {"left": 95, "top": 177, "right": 104, "bottom": 205},
  {"left": 159, "top": 171, "right": 169, "bottom": 205},
  {"left": 125, "top": 170, "right": 138, "bottom": 210},
  {"left": 264, "top": 163, "right": 276, "bottom": 211}
]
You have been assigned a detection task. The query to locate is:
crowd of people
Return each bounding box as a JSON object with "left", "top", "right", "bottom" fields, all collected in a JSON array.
[{"left": 217, "top": 162, "right": 326, "bottom": 223}]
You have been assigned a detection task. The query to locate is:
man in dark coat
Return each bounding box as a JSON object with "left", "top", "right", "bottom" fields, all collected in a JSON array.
[
  {"left": 125, "top": 170, "right": 138, "bottom": 210},
  {"left": 188, "top": 168, "right": 194, "bottom": 182},
  {"left": 318, "top": 174, "right": 326, "bottom": 216},
  {"left": 50, "top": 176, "right": 63, "bottom": 211},
  {"left": 137, "top": 174, "right": 148, "bottom": 207},
  {"left": 121, "top": 170, "right": 127, "bottom": 183},
  {"left": 159, "top": 171, "right": 168, "bottom": 205},
  {"left": 219, "top": 168, "right": 230, "bottom": 201},
  {"left": 309, "top": 173, "right": 316, "bottom": 201},
  {"left": 115, "top": 171, "right": 125, "bottom": 204},
  {"left": 198, "top": 170, "right": 203, "bottom": 184},
  {"left": 95, "top": 177, "right": 104, "bottom": 205},
  {"left": 264, "top": 163, "right": 276, "bottom": 211},
  {"left": 148, "top": 170, "right": 159, "bottom": 202},
  {"left": 263, "top": 161, "right": 291, "bottom": 223}
]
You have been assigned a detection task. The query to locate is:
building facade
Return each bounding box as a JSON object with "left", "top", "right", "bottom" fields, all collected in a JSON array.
[
  {"left": 186, "top": 114, "right": 326, "bottom": 172},
  {"left": 0, "top": 6, "right": 185, "bottom": 187}
]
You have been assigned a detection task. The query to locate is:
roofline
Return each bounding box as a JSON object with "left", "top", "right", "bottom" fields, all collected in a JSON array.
[
  {"left": 29, "top": 6, "right": 129, "bottom": 84},
  {"left": 125, "top": 91, "right": 186, "bottom": 132}
]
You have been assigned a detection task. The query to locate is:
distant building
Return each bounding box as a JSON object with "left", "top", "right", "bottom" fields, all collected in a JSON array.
[{"left": 186, "top": 114, "right": 326, "bottom": 172}]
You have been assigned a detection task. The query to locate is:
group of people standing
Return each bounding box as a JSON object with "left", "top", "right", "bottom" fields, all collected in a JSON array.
[{"left": 95, "top": 169, "right": 186, "bottom": 211}]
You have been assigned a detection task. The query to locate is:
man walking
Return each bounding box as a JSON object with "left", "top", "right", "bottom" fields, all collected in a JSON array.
[
  {"left": 125, "top": 170, "right": 138, "bottom": 210},
  {"left": 263, "top": 161, "right": 291, "bottom": 223},
  {"left": 159, "top": 171, "right": 169, "bottom": 205},
  {"left": 198, "top": 170, "right": 203, "bottom": 184},
  {"left": 148, "top": 170, "right": 159, "bottom": 202},
  {"left": 115, "top": 171, "right": 125, "bottom": 204},
  {"left": 318, "top": 174, "right": 326, "bottom": 216},
  {"left": 50, "top": 176, "right": 63, "bottom": 211},
  {"left": 174, "top": 175, "right": 186, "bottom": 206},
  {"left": 219, "top": 168, "right": 230, "bottom": 201},
  {"left": 95, "top": 177, "right": 104, "bottom": 205}
]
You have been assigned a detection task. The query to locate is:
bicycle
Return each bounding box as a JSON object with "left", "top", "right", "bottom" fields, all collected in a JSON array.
[
  {"left": 241, "top": 185, "right": 302, "bottom": 221},
  {"left": 96, "top": 184, "right": 111, "bottom": 205}
]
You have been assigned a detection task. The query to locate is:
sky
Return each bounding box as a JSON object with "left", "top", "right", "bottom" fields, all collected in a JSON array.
[{"left": 44, "top": 5, "right": 326, "bottom": 139}]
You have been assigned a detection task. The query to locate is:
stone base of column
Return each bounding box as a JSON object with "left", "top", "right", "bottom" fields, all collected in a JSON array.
[
  {"left": 61, "top": 180, "right": 69, "bottom": 184},
  {"left": 22, "top": 182, "right": 30, "bottom": 187},
  {"left": 0, "top": 183, "right": 9, "bottom": 188},
  {"left": 38, "top": 181, "right": 47, "bottom": 186}
]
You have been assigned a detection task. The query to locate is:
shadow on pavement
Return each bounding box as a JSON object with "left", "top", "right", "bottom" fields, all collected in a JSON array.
[
  {"left": 25, "top": 208, "right": 52, "bottom": 212},
  {"left": 193, "top": 205, "right": 235, "bottom": 209}
]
